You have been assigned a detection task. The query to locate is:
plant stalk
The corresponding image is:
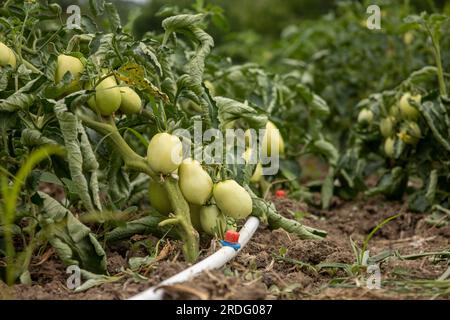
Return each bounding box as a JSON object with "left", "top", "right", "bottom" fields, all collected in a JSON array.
[
  {"left": 425, "top": 23, "right": 447, "bottom": 97},
  {"left": 163, "top": 178, "right": 199, "bottom": 262}
]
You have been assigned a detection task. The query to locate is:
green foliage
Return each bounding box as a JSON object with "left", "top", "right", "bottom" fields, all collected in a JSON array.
[{"left": 0, "top": 0, "right": 328, "bottom": 283}]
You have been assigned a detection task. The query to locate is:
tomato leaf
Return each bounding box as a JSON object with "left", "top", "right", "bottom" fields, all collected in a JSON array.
[
  {"left": 37, "top": 192, "right": 107, "bottom": 274},
  {"left": 89, "top": 0, "right": 105, "bottom": 16},
  {"left": 214, "top": 96, "right": 267, "bottom": 130},
  {"left": 105, "top": 2, "right": 121, "bottom": 33}
]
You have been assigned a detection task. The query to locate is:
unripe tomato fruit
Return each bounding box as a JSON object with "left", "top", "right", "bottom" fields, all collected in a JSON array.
[
  {"left": 200, "top": 205, "right": 227, "bottom": 236},
  {"left": 262, "top": 121, "right": 285, "bottom": 157},
  {"left": 55, "top": 54, "right": 84, "bottom": 93},
  {"left": 384, "top": 137, "right": 395, "bottom": 158},
  {"left": 407, "top": 121, "right": 421, "bottom": 137},
  {"left": 223, "top": 120, "right": 236, "bottom": 130},
  {"left": 379, "top": 117, "right": 394, "bottom": 138},
  {"left": 119, "top": 87, "right": 142, "bottom": 114},
  {"left": 357, "top": 109, "right": 373, "bottom": 124},
  {"left": 228, "top": 70, "right": 244, "bottom": 82},
  {"left": 398, "top": 121, "right": 421, "bottom": 145},
  {"left": 243, "top": 149, "right": 263, "bottom": 183},
  {"left": 148, "top": 180, "right": 172, "bottom": 215},
  {"left": 179, "top": 158, "right": 213, "bottom": 205},
  {"left": 0, "top": 42, "right": 16, "bottom": 69},
  {"left": 250, "top": 162, "right": 263, "bottom": 183},
  {"left": 389, "top": 104, "right": 400, "bottom": 119},
  {"left": 189, "top": 203, "right": 202, "bottom": 231},
  {"left": 213, "top": 180, "right": 253, "bottom": 219},
  {"left": 88, "top": 76, "right": 122, "bottom": 116},
  {"left": 399, "top": 92, "right": 421, "bottom": 121},
  {"left": 147, "top": 133, "right": 183, "bottom": 174},
  {"left": 403, "top": 32, "right": 414, "bottom": 46}
]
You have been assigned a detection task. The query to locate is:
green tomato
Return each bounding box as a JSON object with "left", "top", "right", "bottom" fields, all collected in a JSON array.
[
  {"left": 147, "top": 133, "right": 183, "bottom": 174},
  {"left": 88, "top": 75, "right": 122, "bottom": 116},
  {"left": 262, "top": 121, "right": 285, "bottom": 157},
  {"left": 357, "top": 109, "right": 374, "bottom": 124},
  {"left": 213, "top": 180, "right": 253, "bottom": 219},
  {"left": 179, "top": 158, "right": 213, "bottom": 205},
  {"left": 384, "top": 137, "right": 395, "bottom": 158},
  {"left": 227, "top": 70, "right": 244, "bottom": 82},
  {"left": 251, "top": 162, "right": 263, "bottom": 183},
  {"left": 398, "top": 121, "right": 421, "bottom": 145},
  {"left": 148, "top": 180, "right": 172, "bottom": 215},
  {"left": 189, "top": 203, "right": 202, "bottom": 231},
  {"left": 399, "top": 92, "right": 421, "bottom": 121},
  {"left": 119, "top": 86, "right": 142, "bottom": 114},
  {"left": 389, "top": 104, "right": 400, "bottom": 119},
  {"left": 379, "top": 117, "right": 394, "bottom": 138},
  {"left": 243, "top": 148, "right": 263, "bottom": 183},
  {"left": 0, "top": 42, "right": 16, "bottom": 69},
  {"left": 408, "top": 121, "right": 422, "bottom": 137},
  {"left": 223, "top": 119, "right": 236, "bottom": 130},
  {"left": 404, "top": 31, "right": 414, "bottom": 46},
  {"left": 200, "top": 205, "right": 227, "bottom": 236},
  {"left": 55, "top": 54, "right": 84, "bottom": 94}
]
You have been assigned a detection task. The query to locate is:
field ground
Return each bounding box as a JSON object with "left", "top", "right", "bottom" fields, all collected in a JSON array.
[{"left": 2, "top": 196, "right": 449, "bottom": 300}]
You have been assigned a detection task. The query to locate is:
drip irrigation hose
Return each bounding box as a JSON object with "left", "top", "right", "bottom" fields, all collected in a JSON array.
[{"left": 128, "top": 216, "right": 260, "bottom": 300}]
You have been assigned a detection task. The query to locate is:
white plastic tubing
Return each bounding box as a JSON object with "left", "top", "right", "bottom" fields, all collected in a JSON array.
[{"left": 128, "top": 216, "right": 260, "bottom": 300}]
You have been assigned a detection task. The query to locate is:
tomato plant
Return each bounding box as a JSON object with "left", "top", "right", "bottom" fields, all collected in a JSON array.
[
  {"left": 0, "top": 0, "right": 326, "bottom": 285},
  {"left": 339, "top": 13, "right": 450, "bottom": 222}
]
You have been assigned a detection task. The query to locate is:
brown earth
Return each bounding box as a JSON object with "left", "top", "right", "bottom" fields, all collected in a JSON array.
[{"left": 1, "top": 196, "right": 449, "bottom": 300}]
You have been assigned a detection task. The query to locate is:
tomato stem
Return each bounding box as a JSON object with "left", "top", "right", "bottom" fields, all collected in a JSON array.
[
  {"left": 158, "top": 217, "right": 179, "bottom": 227},
  {"left": 424, "top": 22, "right": 447, "bottom": 97},
  {"left": 21, "top": 58, "right": 43, "bottom": 75},
  {"left": 163, "top": 177, "right": 199, "bottom": 262},
  {"left": 246, "top": 186, "right": 327, "bottom": 240}
]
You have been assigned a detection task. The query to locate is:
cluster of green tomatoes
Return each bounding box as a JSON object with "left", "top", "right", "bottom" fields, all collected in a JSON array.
[
  {"left": 358, "top": 92, "right": 422, "bottom": 158},
  {"left": 146, "top": 123, "right": 284, "bottom": 236},
  {"left": 147, "top": 139, "right": 253, "bottom": 236},
  {"left": 55, "top": 54, "right": 142, "bottom": 115},
  {"left": 1, "top": 42, "right": 142, "bottom": 115}
]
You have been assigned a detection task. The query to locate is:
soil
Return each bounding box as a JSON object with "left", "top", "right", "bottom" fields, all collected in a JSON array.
[{"left": 2, "top": 196, "right": 449, "bottom": 300}]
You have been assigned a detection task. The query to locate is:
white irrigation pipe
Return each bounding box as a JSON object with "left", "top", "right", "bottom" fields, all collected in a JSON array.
[{"left": 129, "top": 216, "right": 260, "bottom": 300}]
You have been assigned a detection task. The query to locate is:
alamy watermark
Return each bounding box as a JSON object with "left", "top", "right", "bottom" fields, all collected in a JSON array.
[
  {"left": 66, "top": 5, "right": 81, "bottom": 30},
  {"left": 366, "top": 264, "right": 381, "bottom": 289},
  {"left": 366, "top": 5, "right": 381, "bottom": 30},
  {"left": 66, "top": 265, "right": 81, "bottom": 290}
]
